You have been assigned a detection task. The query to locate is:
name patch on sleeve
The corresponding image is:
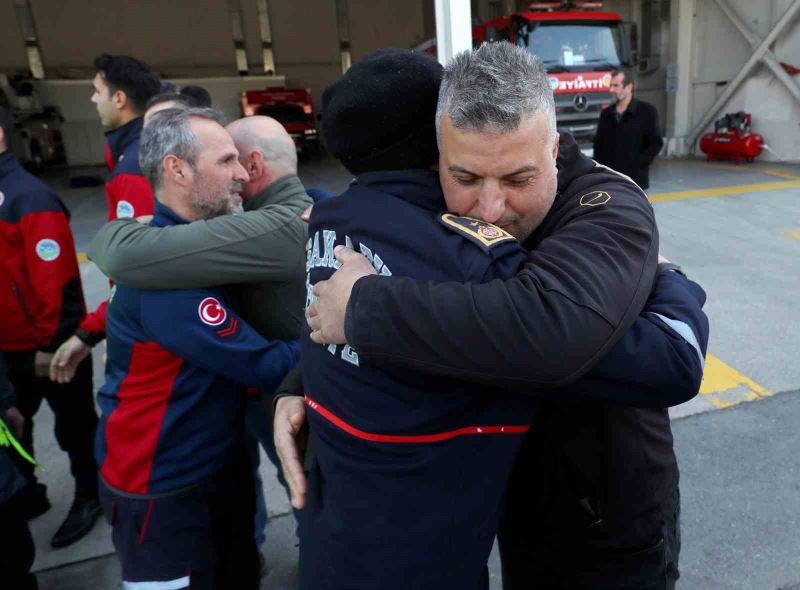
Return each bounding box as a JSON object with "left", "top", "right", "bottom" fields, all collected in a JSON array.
[{"left": 438, "top": 213, "right": 516, "bottom": 251}]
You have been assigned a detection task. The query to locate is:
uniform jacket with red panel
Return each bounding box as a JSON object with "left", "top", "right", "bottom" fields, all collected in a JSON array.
[
  {"left": 95, "top": 201, "right": 300, "bottom": 496},
  {"left": 79, "top": 117, "right": 154, "bottom": 345},
  {"left": 0, "top": 152, "right": 87, "bottom": 352}
]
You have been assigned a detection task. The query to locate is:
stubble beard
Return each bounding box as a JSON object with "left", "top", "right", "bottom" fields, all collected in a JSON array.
[{"left": 189, "top": 181, "right": 243, "bottom": 220}]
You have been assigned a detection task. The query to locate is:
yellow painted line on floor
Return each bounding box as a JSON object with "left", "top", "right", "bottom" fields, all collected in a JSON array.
[
  {"left": 780, "top": 230, "right": 800, "bottom": 240},
  {"left": 760, "top": 168, "right": 800, "bottom": 181},
  {"left": 657, "top": 160, "right": 800, "bottom": 181},
  {"left": 649, "top": 179, "right": 800, "bottom": 203},
  {"left": 699, "top": 354, "right": 771, "bottom": 409},
  {"left": 77, "top": 252, "right": 88, "bottom": 264}
]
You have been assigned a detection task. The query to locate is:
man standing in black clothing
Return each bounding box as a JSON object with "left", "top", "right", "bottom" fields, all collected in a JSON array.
[{"left": 593, "top": 68, "right": 664, "bottom": 191}]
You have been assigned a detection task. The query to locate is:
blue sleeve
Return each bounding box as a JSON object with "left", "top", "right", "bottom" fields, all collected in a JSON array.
[
  {"left": 561, "top": 269, "right": 709, "bottom": 407},
  {"left": 140, "top": 289, "right": 300, "bottom": 394}
]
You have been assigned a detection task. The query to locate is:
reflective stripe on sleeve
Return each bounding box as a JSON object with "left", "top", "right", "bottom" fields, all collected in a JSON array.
[
  {"left": 650, "top": 312, "right": 705, "bottom": 368},
  {"left": 122, "top": 577, "right": 190, "bottom": 590}
]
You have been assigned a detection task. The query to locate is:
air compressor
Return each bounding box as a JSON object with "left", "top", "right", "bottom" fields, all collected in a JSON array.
[{"left": 700, "top": 111, "right": 764, "bottom": 163}]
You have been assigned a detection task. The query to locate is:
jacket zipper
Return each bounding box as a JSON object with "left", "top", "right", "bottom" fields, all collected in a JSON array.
[{"left": 11, "top": 281, "right": 36, "bottom": 327}]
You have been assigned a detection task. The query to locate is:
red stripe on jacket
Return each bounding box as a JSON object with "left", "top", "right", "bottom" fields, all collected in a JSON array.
[
  {"left": 101, "top": 341, "right": 183, "bottom": 494},
  {"left": 305, "top": 396, "right": 530, "bottom": 444},
  {"left": 80, "top": 173, "right": 154, "bottom": 340},
  {"left": 0, "top": 210, "right": 86, "bottom": 351}
]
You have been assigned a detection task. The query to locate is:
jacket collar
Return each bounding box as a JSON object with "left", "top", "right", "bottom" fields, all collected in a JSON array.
[
  {"left": 0, "top": 151, "right": 19, "bottom": 179},
  {"left": 245, "top": 174, "right": 305, "bottom": 210},
  {"left": 353, "top": 169, "right": 445, "bottom": 212},
  {"left": 105, "top": 117, "right": 144, "bottom": 164},
  {"left": 151, "top": 200, "right": 190, "bottom": 228}
]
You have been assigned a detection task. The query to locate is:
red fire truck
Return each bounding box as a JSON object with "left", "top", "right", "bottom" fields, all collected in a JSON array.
[
  {"left": 241, "top": 87, "right": 320, "bottom": 155},
  {"left": 426, "top": 2, "right": 636, "bottom": 147}
]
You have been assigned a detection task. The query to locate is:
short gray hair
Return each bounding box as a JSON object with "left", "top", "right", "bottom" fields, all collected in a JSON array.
[
  {"left": 436, "top": 42, "right": 556, "bottom": 144},
  {"left": 139, "top": 106, "right": 223, "bottom": 193}
]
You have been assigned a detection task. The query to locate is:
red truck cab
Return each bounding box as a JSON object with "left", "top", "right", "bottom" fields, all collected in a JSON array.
[
  {"left": 241, "top": 87, "right": 320, "bottom": 155},
  {"left": 472, "top": 2, "right": 635, "bottom": 147}
]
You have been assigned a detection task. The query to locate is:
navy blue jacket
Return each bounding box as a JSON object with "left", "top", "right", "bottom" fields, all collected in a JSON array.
[
  {"left": 300, "top": 169, "right": 707, "bottom": 590},
  {"left": 97, "top": 202, "right": 300, "bottom": 496}
]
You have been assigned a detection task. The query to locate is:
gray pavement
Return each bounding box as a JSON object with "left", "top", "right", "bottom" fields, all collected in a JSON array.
[{"left": 21, "top": 155, "right": 800, "bottom": 588}]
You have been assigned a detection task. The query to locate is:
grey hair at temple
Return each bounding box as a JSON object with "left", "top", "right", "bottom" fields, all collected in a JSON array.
[
  {"left": 139, "top": 106, "right": 222, "bottom": 193},
  {"left": 435, "top": 42, "right": 557, "bottom": 145}
]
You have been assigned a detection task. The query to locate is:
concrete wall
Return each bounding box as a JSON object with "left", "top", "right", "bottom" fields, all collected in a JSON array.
[
  {"left": 687, "top": 0, "right": 800, "bottom": 160},
  {"left": 0, "top": 3, "right": 29, "bottom": 73},
  {"left": 645, "top": 0, "right": 800, "bottom": 160}
]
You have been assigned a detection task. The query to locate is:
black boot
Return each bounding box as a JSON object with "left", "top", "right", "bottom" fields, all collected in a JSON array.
[{"left": 50, "top": 494, "right": 102, "bottom": 549}]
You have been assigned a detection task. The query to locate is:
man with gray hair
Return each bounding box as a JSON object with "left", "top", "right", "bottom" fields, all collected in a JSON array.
[
  {"left": 94, "top": 107, "right": 300, "bottom": 590},
  {"left": 89, "top": 113, "right": 312, "bottom": 570},
  {"left": 297, "top": 42, "right": 704, "bottom": 589}
]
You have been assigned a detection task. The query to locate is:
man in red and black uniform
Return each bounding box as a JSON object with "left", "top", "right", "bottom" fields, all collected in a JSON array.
[
  {"left": 0, "top": 107, "right": 102, "bottom": 548},
  {"left": 50, "top": 54, "right": 160, "bottom": 382}
]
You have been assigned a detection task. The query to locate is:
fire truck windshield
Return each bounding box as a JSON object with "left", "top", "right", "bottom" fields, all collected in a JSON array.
[
  {"left": 515, "top": 21, "right": 625, "bottom": 71},
  {"left": 256, "top": 103, "right": 309, "bottom": 124}
]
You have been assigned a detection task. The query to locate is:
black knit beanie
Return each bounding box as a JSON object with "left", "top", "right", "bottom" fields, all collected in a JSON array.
[{"left": 321, "top": 48, "right": 443, "bottom": 175}]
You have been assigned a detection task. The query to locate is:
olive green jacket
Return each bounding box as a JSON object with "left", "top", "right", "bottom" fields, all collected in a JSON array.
[{"left": 88, "top": 174, "right": 312, "bottom": 341}]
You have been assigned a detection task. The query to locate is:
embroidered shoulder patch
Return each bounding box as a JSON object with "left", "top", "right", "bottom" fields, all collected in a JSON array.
[{"left": 438, "top": 213, "right": 516, "bottom": 251}]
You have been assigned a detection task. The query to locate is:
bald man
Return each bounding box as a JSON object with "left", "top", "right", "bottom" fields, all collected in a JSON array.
[{"left": 88, "top": 115, "right": 312, "bottom": 565}]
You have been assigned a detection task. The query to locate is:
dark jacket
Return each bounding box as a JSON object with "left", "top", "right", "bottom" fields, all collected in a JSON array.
[
  {"left": 593, "top": 97, "right": 664, "bottom": 190},
  {"left": 335, "top": 132, "right": 708, "bottom": 556},
  {"left": 301, "top": 170, "right": 535, "bottom": 590},
  {"left": 0, "top": 152, "right": 87, "bottom": 352},
  {"left": 299, "top": 164, "right": 708, "bottom": 589},
  {"left": 97, "top": 202, "right": 299, "bottom": 496},
  {"left": 344, "top": 132, "right": 659, "bottom": 391}
]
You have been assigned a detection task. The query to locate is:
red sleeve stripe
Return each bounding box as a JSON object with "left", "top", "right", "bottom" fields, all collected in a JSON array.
[{"left": 305, "top": 395, "right": 529, "bottom": 444}]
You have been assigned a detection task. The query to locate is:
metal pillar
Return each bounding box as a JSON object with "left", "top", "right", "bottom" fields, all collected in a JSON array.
[
  {"left": 435, "top": 0, "right": 472, "bottom": 65},
  {"left": 665, "top": 0, "right": 695, "bottom": 156},
  {"left": 688, "top": 0, "right": 800, "bottom": 149}
]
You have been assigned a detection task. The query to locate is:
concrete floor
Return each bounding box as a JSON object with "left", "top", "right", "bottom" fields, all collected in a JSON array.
[{"left": 22, "top": 154, "right": 800, "bottom": 589}]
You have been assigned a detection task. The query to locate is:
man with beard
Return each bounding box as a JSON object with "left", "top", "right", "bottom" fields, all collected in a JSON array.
[
  {"left": 291, "top": 44, "right": 706, "bottom": 589},
  {"left": 95, "top": 107, "right": 299, "bottom": 590},
  {"left": 89, "top": 114, "right": 312, "bottom": 572},
  {"left": 593, "top": 68, "right": 664, "bottom": 191}
]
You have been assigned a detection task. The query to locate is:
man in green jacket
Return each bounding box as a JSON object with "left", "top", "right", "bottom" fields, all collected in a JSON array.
[{"left": 88, "top": 114, "right": 311, "bottom": 564}]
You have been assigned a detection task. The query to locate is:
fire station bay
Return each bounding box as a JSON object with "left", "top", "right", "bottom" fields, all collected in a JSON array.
[{"left": 1, "top": 1, "right": 800, "bottom": 589}]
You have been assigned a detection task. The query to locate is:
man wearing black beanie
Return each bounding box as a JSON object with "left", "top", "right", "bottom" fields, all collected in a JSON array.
[
  {"left": 300, "top": 48, "right": 536, "bottom": 589},
  {"left": 292, "top": 44, "right": 707, "bottom": 590}
]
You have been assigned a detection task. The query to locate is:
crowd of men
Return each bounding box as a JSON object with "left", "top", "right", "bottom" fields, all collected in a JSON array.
[{"left": 1, "top": 42, "right": 709, "bottom": 590}]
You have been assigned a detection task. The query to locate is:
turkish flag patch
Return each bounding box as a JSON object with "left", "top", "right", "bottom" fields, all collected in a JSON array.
[{"left": 198, "top": 297, "right": 227, "bottom": 326}]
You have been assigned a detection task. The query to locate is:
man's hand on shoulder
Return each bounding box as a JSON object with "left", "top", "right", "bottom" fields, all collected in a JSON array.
[
  {"left": 307, "top": 246, "right": 376, "bottom": 345},
  {"left": 274, "top": 395, "right": 310, "bottom": 509}
]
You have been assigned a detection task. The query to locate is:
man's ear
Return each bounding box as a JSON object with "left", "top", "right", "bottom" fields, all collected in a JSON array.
[
  {"left": 247, "top": 150, "right": 264, "bottom": 179},
  {"left": 552, "top": 132, "right": 560, "bottom": 161},
  {"left": 163, "top": 154, "right": 191, "bottom": 188},
  {"left": 0, "top": 127, "right": 6, "bottom": 152},
  {"left": 112, "top": 89, "right": 128, "bottom": 111}
]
